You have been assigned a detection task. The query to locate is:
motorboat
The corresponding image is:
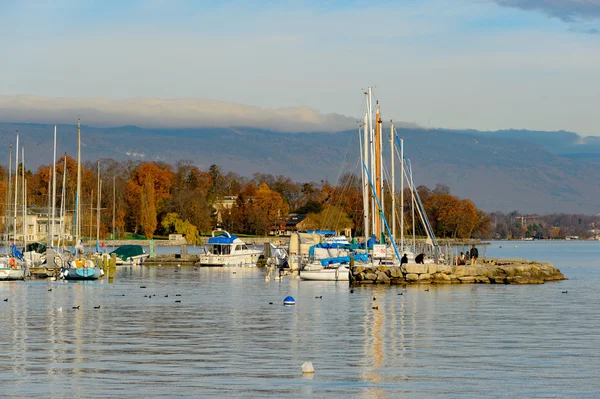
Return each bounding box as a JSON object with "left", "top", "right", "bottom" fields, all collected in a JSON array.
[
  {"left": 110, "top": 245, "right": 150, "bottom": 266},
  {"left": 197, "top": 231, "right": 262, "bottom": 267}
]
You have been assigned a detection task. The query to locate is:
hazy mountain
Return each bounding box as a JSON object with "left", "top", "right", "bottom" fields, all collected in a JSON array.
[{"left": 0, "top": 122, "right": 598, "bottom": 215}]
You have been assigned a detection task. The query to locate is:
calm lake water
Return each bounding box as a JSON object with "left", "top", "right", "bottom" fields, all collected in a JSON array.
[{"left": 1, "top": 240, "right": 598, "bottom": 398}]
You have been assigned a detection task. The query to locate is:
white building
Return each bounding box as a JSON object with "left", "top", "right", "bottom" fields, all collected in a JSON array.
[{"left": 2, "top": 207, "right": 73, "bottom": 243}]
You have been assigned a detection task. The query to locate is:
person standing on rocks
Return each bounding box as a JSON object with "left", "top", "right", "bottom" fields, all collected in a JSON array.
[
  {"left": 401, "top": 254, "right": 408, "bottom": 265},
  {"left": 470, "top": 245, "right": 479, "bottom": 265}
]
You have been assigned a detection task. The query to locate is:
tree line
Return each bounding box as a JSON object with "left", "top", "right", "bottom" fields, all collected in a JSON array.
[{"left": 0, "top": 159, "right": 595, "bottom": 242}]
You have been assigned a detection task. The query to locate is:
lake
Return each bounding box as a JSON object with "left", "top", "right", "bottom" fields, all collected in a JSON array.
[{"left": 0, "top": 240, "right": 598, "bottom": 398}]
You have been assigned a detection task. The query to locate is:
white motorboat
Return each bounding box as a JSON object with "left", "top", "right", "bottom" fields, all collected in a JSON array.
[
  {"left": 300, "top": 263, "right": 350, "bottom": 281},
  {"left": 197, "top": 231, "right": 262, "bottom": 267},
  {"left": 0, "top": 255, "right": 26, "bottom": 281}
]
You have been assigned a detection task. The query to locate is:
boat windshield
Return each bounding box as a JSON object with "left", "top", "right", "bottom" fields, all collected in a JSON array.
[{"left": 210, "top": 244, "right": 231, "bottom": 255}]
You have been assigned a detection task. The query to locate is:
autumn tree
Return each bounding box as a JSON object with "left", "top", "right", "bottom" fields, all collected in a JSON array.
[
  {"left": 302, "top": 205, "right": 353, "bottom": 232},
  {"left": 140, "top": 174, "right": 157, "bottom": 239},
  {"left": 126, "top": 162, "right": 173, "bottom": 233}
]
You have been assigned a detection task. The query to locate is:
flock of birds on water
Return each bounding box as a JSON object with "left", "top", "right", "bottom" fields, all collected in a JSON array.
[{"left": 1, "top": 264, "right": 570, "bottom": 310}]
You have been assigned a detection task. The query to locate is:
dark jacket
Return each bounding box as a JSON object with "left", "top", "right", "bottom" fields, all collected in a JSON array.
[{"left": 470, "top": 247, "right": 479, "bottom": 259}]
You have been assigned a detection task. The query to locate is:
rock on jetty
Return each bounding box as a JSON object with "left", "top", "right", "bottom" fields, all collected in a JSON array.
[{"left": 351, "top": 258, "right": 565, "bottom": 285}]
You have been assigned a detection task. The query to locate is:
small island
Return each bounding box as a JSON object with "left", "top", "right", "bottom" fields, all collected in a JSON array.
[{"left": 350, "top": 258, "right": 565, "bottom": 285}]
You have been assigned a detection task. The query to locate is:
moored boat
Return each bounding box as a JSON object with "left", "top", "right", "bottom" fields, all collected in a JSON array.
[
  {"left": 60, "top": 258, "right": 103, "bottom": 280},
  {"left": 110, "top": 245, "right": 149, "bottom": 265},
  {"left": 197, "top": 231, "right": 262, "bottom": 267},
  {"left": 0, "top": 253, "right": 26, "bottom": 281}
]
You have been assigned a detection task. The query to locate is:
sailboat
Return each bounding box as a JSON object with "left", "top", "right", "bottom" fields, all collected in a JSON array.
[
  {"left": 60, "top": 119, "right": 103, "bottom": 280},
  {"left": 1, "top": 135, "right": 26, "bottom": 281}
]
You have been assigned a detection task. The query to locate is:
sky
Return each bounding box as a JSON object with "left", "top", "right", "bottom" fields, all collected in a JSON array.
[{"left": 0, "top": 0, "right": 599, "bottom": 135}]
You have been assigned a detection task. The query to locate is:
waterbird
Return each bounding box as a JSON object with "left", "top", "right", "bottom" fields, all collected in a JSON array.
[
  {"left": 3, "top": 298, "right": 7, "bottom": 302},
  {"left": 144, "top": 295, "right": 148, "bottom": 298},
  {"left": 175, "top": 300, "right": 181, "bottom": 303},
  {"left": 193, "top": 268, "right": 198, "bottom": 271},
  {"left": 372, "top": 306, "right": 378, "bottom": 310},
  {"left": 165, "top": 294, "right": 169, "bottom": 297},
  {"left": 562, "top": 291, "right": 568, "bottom": 294},
  {"left": 424, "top": 289, "right": 430, "bottom": 292},
  {"left": 350, "top": 290, "right": 354, "bottom": 293},
  {"left": 373, "top": 297, "right": 376, "bottom": 301},
  {"left": 140, "top": 286, "right": 147, "bottom": 289},
  {"left": 72, "top": 306, "right": 80, "bottom": 310},
  {"left": 269, "top": 302, "right": 273, "bottom": 305},
  {"left": 94, "top": 306, "right": 100, "bottom": 309},
  {"left": 48, "top": 288, "right": 53, "bottom": 291},
  {"left": 233, "top": 272, "right": 236, "bottom": 274},
  {"left": 315, "top": 296, "right": 322, "bottom": 299},
  {"left": 398, "top": 293, "right": 403, "bottom": 296},
  {"left": 175, "top": 294, "right": 181, "bottom": 297}
]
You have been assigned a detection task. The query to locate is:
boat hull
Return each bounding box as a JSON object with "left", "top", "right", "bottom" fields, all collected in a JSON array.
[
  {"left": 115, "top": 253, "right": 150, "bottom": 266},
  {"left": 197, "top": 251, "right": 261, "bottom": 267},
  {"left": 61, "top": 267, "right": 102, "bottom": 280},
  {"left": 0, "top": 267, "right": 25, "bottom": 281},
  {"left": 300, "top": 267, "right": 350, "bottom": 281}
]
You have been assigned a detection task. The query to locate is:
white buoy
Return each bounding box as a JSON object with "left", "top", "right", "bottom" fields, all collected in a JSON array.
[{"left": 302, "top": 362, "right": 314, "bottom": 374}]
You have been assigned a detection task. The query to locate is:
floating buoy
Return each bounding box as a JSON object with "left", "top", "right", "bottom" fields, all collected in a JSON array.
[
  {"left": 283, "top": 296, "right": 295, "bottom": 306},
  {"left": 302, "top": 362, "right": 314, "bottom": 374}
]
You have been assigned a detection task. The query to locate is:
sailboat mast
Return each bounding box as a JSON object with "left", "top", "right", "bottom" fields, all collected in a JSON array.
[
  {"left": 59, "top": 154, "right": 67, "bottom": 251},
  {"left": 391, "top": 123, "right": 395, "bottom": 243},
  {"left": 362, "top": 110, "right": 370, "bottom": 247},
  {"left": 368, "top": 88, "right": 376, "bottom": 238},
  {"left": 51, "top": 125, "right": 57, "bottom": 247},
  {"left": 374, "top": 102, "right": 382, "bottom": 241},
  {"left": 22, "top": 147, "right": 25, "bottom": 248},
  {"left": 13, "top": 133, "right": 19, "bottom": 245},
  {"left": 75, "top": 118, "right": 81, "bottom": 245},
  {"left": 112, "top": 175, "right": 116, "bottom": 239},
  {"left": 7, "top": 145, "right": 11, "bottom": 244},
  {"left": 400, "top": 138, "right": 404, "bottom": 252},
  {"left": 96, "top": 161, "right": 101, "bottom": 243}
]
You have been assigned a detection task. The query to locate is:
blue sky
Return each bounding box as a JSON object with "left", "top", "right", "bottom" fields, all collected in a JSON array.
[{"left": 0, "top": 0, "right": 599, "bottom": 135}]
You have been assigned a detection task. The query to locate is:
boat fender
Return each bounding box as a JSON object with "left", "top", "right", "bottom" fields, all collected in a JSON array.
[
  {"left": 9, "top": 258, "right": 16, "bottom": 269},
  {"left": 283, "top": 296, "right": 295, "bottom": 306}
]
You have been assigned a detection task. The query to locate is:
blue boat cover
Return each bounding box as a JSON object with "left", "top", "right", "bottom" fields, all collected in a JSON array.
[
  {"left": 208, "top": 233, "right": 239, "bottom": 244},
  {"left": 320, "top": 254, "right": 368, "bottom": 266},
  {"left": 11, "top": 244, "right": 23, "bottom": 260}
]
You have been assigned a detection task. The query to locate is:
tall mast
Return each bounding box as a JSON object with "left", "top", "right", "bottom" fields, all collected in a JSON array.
[
  {"left": 7, "top": 145, "right": 11, "bottom": 243},
  {"left": 22, "top": 147, "right": 25, "bottom": 248},
  {"left": 112, "top": 175, "right": 116, "bottom": 239},
  {"left": 368, "top": 88, "right": 376, "bottom": 238},
  {"left": 75, "top": 118, "right": 81, "bottom": 246},
  {"left": 400, "top": 138, "right": 404, "bottom": 252},
  {"left": 391, "top": 122, "right": 395, "bottom": 243},
  {"left": 96, "top": 161, "right": 101, "bottom": 243},
  {"left": 374, "top": 102, "right": 382, "bottom": 241},
  {"left": 59, "top": 154, "right": 67, "bottom": 251},
  {"left": 409, "top": 160, "right": 416, "bottom": 252},
  {"left": 362, "top": 109, "right": 370, "bottom": 247},
  {"left": 51, "top": 125, "right": 57, "bottom": 247},
  {"left": 13, "top": 133, "right": 19, "bottom": 245}
]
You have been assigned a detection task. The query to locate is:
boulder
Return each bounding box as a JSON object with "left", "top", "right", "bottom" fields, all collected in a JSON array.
[
  {"left": 404, "top": 264, "right": 428, "bottom": 274},
  {"left": 354, "top": 266, "right": 366, "bottom": 275},
  {"left": 427, "top": 264, "right": 437, "bottom": 274},
  {"left": 364, "top": 272, "right": 378, "bottom": 282},
  {"left": 388, "top": 266, "right": 403, "bottom": 278},
  {"left": 376, "top": 271, "right": 391, "bottom": 284},
  {"left": 436, "top": 265, "right": 453, "bottom": 274},
  {"left": 418, "top": 273, "right": 431, "bottom": 281},
  {"left": 458, "top": 276, "right": 476, "bottom": 284},
  {"left": 405, "top": 273, "right": 419, "bottom": 282}
]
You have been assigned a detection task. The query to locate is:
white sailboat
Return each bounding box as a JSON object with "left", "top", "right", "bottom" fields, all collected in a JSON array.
[
  {"left": 1, "top": 134, "right": 26, "bottom": 281},
  {"left": 60, "top": 119, "right": 103, "bottom": 280}
]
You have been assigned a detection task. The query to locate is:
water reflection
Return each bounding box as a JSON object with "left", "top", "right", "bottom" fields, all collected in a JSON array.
[{"left": 0, "top": 242, "right": 599, "bottom": 398}]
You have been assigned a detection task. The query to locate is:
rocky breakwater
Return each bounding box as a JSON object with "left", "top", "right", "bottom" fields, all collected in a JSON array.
[{"left": 350, "top": 258, "right": 565, "bottom": 285}]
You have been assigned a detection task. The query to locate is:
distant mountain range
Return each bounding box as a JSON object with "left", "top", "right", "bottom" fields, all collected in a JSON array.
[{"left": 0, "top": 122, "right": 598, "bottom": 215}]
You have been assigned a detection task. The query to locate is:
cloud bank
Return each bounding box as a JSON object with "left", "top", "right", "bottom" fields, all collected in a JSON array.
[
  {"left": 0, "top": 95, "right": 418, "bottom": 133},
  {"left": 493, "top": 0, "right": 600, "bottom": 22}
]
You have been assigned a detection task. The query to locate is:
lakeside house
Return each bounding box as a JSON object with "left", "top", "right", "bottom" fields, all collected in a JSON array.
[
  {"left": 2, "top": 206, "right": 73, "bottom": 243},
  {"left": 213, "top": 195, "right": 238, "bottom": 223}
]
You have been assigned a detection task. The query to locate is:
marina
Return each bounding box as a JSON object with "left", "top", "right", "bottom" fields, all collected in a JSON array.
[{"left": 0, "top": 241, "right": 595, "bottom": 398}]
